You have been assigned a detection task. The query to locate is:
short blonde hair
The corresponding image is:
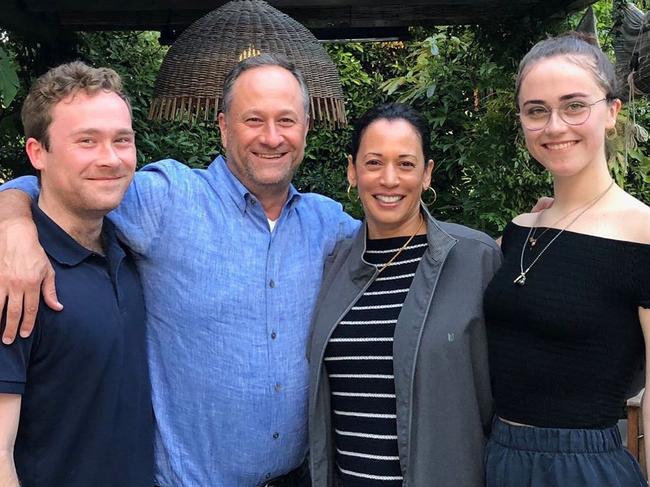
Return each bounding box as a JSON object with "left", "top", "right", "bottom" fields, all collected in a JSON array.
[{"left": 21, "top": 61, "right": 130, "bottom": 150}]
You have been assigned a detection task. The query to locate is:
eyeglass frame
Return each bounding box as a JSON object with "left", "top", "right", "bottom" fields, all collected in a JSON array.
[{"left": 517, "top": 97, "right": 611, "bottom": 131}]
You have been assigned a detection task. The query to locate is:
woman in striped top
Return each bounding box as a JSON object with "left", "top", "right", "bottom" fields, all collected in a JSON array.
[{"left": 308, "top": 103, "right": 502, "bottom": 486}]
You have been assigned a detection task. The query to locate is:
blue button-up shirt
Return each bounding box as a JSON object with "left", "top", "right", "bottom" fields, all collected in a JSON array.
[{"left": 2, "top": 156, "right": 359, "bottom": 486}]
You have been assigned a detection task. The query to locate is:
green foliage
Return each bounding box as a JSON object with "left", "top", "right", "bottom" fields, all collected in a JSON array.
[
  {"left": 364, "top": 2, "right": 650, "bottom": 234},
  {"left": 573, "top": 0, "right": 650, "bottom": 204},
  {"left": 0, "top": 35, "right": 28, "bottom": 183},
  {"left": 0, "top": 45, "right": 19, "bottom": 109},
  {"left": 298, "top": 42, "right": 384, "bottom": 218},
  {"left": 370, "top": 26, "right": 556, "bottom": 233},
  {"left": 79, "top": 32, "right": 223, "bottom": 168},
  {"left": 2, "top": 1, "right": 649, "bottom": 230}
]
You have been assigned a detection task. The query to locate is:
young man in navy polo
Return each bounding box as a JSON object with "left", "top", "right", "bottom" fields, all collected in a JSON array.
[{"left": 0, "top": 62, "right": 152, "bottom": 486}]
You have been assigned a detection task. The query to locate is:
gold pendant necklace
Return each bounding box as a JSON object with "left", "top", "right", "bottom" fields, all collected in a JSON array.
[
  {"left": 514, "top": 180, "right": 614, "bottom": 286},
  {"left": 376, "top": 215, "right": 425, "bottom": 276},
  {"left": 528, "top": 205, "right": 583, "bottom": 247}
]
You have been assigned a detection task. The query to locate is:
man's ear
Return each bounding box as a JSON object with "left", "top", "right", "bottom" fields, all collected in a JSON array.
[
  {"left": 25, "top": 138, "right": 46, "bottom": 171},
  {"left": 303, "top": 115, "right": 310, "bottom": 143},
  {"left": 218, "top": 112, "right": 228, "bottom": 150}
]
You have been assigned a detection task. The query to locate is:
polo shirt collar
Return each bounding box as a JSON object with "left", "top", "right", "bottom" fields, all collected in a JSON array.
[
  {"left": 32, "top": 201, "right": 123, "bottom": 267},
  {"left": 207, "top": 155, "right": 302, "bottom": 216}
]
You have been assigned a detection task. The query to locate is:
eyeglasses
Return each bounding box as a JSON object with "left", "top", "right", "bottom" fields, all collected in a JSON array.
[{"left": 518, "top": 98, "right": 608, "bottom": 131}]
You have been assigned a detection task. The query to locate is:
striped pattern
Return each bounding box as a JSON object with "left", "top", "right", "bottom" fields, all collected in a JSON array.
[{"left": 324, "top": 234, "right": 427, "bottom": 486}]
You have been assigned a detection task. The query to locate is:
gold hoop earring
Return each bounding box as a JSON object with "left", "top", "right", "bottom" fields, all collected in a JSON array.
[
  {"left": 347, "top": 184, "right": 358, "bottom": 202},
  {"left": 421, "top": 186, "right": 437, "bottom": 207},
  {"left": 429, "top": 186, "right": 437, "bottom": 205}
]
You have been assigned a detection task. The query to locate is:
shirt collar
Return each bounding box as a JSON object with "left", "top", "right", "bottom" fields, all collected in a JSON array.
[
  {"left": 207, "top": 155, "right": 302, "bottom": 216},
  {"left": 347, "top": 205, "right": 458, "bottom": 281},
  {"left": 32, "top": 201, "right": 123, "bottom": 267}
]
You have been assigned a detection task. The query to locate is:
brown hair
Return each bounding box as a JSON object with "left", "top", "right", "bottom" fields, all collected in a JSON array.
[
  {"left": 515, "top": 31, "right": 619, "bottom": 105},
  {"left": 21, "top": 61, "right": 130, "bottom": 150}
]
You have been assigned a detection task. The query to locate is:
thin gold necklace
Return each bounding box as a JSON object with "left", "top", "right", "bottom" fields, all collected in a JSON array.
[
  {"left": 375, "top": 215, "right": 425, "bottom": 276},
  {"left": 514, "top": 180, "right": 614, "bottom": 286},
  {"left": 528, "top": 205, "right": 583, "bottom": 247}
]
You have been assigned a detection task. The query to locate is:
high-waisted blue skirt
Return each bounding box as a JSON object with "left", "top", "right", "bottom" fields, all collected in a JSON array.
[{"left": 485, "top": 417, "right": 646, "bottom": 487}]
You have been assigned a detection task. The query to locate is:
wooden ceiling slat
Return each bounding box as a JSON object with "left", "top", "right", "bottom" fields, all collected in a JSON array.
[
  {"left": 51, "top": 3, "right": 561, "bottom": 29},
  {"left": 24, "top": 0, "right": 519, "bottom": 12},
  {"left": 5, "top": 0, "right": 597, "bottom": 42}
]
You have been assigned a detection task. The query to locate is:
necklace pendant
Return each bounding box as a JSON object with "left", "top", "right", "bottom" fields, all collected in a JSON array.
[
  {"left": 529, "top": 238, "right": 536, "bottom": 247},
  {"left": 513, "top": 273, "right": 526, "bottom": 286}
]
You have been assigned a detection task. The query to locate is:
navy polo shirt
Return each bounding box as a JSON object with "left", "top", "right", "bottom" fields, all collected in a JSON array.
[{"left": 0, "top": 203, "right": 153, "bottom": 486}]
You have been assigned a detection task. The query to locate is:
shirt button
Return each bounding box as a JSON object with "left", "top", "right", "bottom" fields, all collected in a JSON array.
[
  {"left": 273, "top": 432, "right": 279, "bottom": 439},
  {"left": 265, "top": 472, "right": 271, "bottom": 480},
  {"left": 274, "top": 383, "right": 282, "bottom": 392},
  {"left": 269, "top": 279, "right": 275, "bottom": 288},
  {"left": 271, "top": 331, "right": 277, "bottom": 340}
]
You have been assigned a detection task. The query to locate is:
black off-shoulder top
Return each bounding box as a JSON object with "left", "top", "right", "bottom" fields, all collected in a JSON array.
[{"left": 485, "top": 222, "right": 650, "bottom": 428}]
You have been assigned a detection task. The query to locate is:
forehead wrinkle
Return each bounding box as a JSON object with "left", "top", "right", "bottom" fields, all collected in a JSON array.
[{"left": 239, "top": 107, "right": 300, "bottom": 117}]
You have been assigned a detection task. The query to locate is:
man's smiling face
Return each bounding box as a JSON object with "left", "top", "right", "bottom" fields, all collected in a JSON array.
[{"left": 218, "top": 65, "right": 309, "bottom": 196}]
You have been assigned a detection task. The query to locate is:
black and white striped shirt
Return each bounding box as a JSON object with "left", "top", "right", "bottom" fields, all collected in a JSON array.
[{"left": 324, "top": 234, "right": 428, "bottom": 486}]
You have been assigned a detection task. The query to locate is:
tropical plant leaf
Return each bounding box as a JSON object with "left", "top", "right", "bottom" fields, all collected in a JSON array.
[{"left": 0, "top": 46, "right": 19, "bottom": 108}]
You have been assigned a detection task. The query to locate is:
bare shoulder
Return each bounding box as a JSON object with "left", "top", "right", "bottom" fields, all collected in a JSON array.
[
  {"left": 614, "top": 191, "right": 650, "bottom": 244},
  {"left": 511, "top": 212, "right": 538, "bottom": 227}
]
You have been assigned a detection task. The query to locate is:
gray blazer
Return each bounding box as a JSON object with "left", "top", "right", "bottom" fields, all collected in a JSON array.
[{"left": 308, "top": 208, "right": 502, "bottom": 486}]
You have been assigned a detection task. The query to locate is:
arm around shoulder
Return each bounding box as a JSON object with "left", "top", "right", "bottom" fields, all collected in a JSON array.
[
  {"left": 0, "top": 189, "right": 33, "bottom": 224},
  {"left": 0, "top": 190, "right": 60, "bottom": 345},
  {"left": 0, "top": 176, "right": 40, "bottom": 203},
  {"left": 109, "top": 159, "right": 188, "bottom": 254}
]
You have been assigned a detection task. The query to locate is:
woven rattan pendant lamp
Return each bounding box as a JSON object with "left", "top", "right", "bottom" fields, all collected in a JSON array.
[{"left": 149, "top": 0, "right": 346, "bottom": 128}]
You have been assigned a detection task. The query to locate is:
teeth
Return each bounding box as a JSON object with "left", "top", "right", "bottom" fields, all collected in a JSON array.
[
  {"left": 376, "top": 195, "right": 402, "bottom": 203},
  {"left": 545, "top": 141, "right": 576, "bottom": 150},
  {"left": 256, "top": 153, "right": 283, "bottom": 159}
]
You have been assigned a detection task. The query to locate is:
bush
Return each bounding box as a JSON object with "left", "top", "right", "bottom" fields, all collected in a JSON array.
[{"left": 2, "top": 0, "right": 648, "bottom": 235}]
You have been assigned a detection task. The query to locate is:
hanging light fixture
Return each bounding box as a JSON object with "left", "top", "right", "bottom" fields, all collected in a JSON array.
[{"left": 149, "top": 0, "right": 347, "bottom": 128}]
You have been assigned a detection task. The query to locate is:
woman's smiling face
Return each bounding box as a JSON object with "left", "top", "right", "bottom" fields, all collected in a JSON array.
[
  {"left": 517, "top": 55, "right": 620, "bottom": 178},
  {"left": 348, "top": 118, "right": 432, "bottom": 239}
]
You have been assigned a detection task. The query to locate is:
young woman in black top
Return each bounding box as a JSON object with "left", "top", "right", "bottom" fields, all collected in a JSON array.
[{"left": 484, "top": 32, "right": 650, "bottom": 486}]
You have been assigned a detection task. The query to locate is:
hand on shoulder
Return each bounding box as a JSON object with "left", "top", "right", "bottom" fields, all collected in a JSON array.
[{"left": 512, "top": 212, "right": 538, "bottom": 227}]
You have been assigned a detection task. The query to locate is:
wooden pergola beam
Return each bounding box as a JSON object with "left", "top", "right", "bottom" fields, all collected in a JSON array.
[
  {"left": 1, "top": 0, "right": 61, "bottom": 43},
  {"left": 7, "top": 1, "right": 597, "bottom": 40}
]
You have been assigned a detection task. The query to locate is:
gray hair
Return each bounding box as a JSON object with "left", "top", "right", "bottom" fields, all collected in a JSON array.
[
  {"left": 221, "top": 53, "right": 310, "bottom": 118},
  {"left": 515, "top": 31, "right": 619, "bottom": 105}
]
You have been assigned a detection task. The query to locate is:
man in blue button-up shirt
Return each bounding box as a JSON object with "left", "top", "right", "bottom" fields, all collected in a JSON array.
[{"left": 0, "top": 54, "right": 359, "bottom": 486}]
